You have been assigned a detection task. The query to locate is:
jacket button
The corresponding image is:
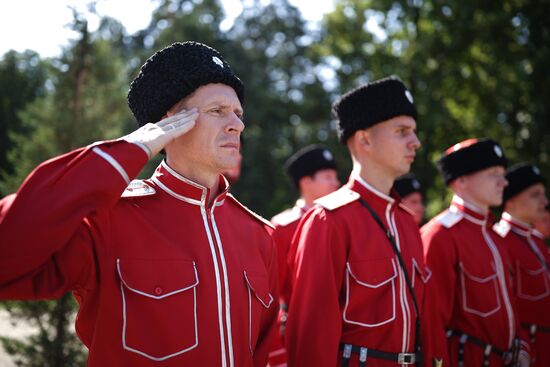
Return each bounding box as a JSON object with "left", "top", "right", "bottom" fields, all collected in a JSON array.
[{"left": 154, "top": 287, "right": 163, "bottom": 295}]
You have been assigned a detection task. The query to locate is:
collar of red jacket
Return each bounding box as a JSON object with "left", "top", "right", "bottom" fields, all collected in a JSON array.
[
  {"left": 450, "top": 195, "right": 493, "bottom": 226},
  {"left": 347, "top": 172, "right": 400, "bottom": 216},
  {"left": 151, "top": 160, "right": 230, "bottom": 207},
  {"left": 501, "top": 212, "right": 535, "bottom": 237}
]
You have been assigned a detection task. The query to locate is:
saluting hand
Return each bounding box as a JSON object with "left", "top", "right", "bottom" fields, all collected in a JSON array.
[{"left": 123, "top": 108, "right": 199, "bottom": 158}]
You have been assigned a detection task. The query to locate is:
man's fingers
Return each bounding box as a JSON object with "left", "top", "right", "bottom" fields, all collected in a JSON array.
[
  {"left": 157, "top": 108, "right": 198, "bottom": 128},
  {"left": 161, "top": 113, "right": 198, "bottom": 133}
]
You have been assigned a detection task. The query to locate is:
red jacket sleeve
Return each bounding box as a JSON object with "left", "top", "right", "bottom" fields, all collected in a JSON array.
[
  {"left": 0, "top": 140, "right": 148, "bottom": 299},
  {"left": 285, "top": 208, "right": 347, "bottom": 367}
]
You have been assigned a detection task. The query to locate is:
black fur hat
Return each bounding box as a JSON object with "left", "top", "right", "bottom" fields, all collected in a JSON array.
[
  {"left": 503, "top": 163, "right": 546, "bottom": 202},
  {"left": 128, "top": 41, "right": 244, "bottom": 126},
  {"left": 332, "top": 76, "right": 417, "bottom": 143},
  {"left": 285, "top": 145, "right": 337, "bottom": 188},
  {"left": 393, "top": 173, "right": 422, "bottom": 198},
  {"left": 437, "top": 138, "right": 507, "bottom": 185}
]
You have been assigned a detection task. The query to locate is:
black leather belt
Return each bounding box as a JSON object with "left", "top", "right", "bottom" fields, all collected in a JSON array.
[
  {"left": 339, "top": 343, "right": 418, "bottom": 366},
  {"left": 446, "top": 329, "right": 514, "bottom": 367},
  {"left": 521, "top": 322, "right": 550, "bottom": 344}
]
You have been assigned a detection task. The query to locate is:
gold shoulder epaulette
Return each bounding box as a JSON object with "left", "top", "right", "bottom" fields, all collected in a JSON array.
[
  {"left": 227, "top": 194, "right": 275, "bottom": 229},
  {"left": 314, "top": 187, "right": 360, "bottom": 211},
  {"left": 121, "top": 180, "right": 156, "bottom": 198}
]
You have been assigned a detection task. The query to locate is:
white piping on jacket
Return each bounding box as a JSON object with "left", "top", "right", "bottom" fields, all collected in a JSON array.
[
  {"left": 92, "top": 147, "right": 129, "bottom": 184},
  {"left": 210, "top": 204, "right": 234, "bottom": 367},
  {"left": 482, "top": 227, "right": 515, "bottom": 348},
  {"left": 118, "top": 260, "right": 199, "bottom": 361},
  {"left": 343, "top": 259, "right": 398, "bottom": 327}
]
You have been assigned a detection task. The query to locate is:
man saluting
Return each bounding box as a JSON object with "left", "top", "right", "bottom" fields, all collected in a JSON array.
[{"left": 0, "top": 42, "right": 278, "bottom": 367}]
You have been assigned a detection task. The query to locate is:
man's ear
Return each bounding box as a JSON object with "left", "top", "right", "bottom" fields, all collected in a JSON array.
[{"left": 355, "top": 130, "right": 371, "bottom": 151}]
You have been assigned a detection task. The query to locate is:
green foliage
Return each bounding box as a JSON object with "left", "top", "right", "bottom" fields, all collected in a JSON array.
[
  {"left": 316, "top": 0, "right": 550, "bottom": 217},
  {"left": 0, "top": 50, "right": 48, "bottom": 195},
  {"left": 0, "top": 295, "right": 85, "bottom": 367}
]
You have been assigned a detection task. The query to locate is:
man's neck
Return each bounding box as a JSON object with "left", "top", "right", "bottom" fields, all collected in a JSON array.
[
  {"left": 452, "top": 191, "right": 489, "bottom": 213},
  {"left": 166, "top": 156, "right": 220, "bottom": 206},
  {"left": 353, "top": 162, "right": 395, "bottom": 195}
]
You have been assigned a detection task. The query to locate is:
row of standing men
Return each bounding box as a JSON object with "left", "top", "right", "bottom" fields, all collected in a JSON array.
[
  {"left": 267, "top": 122, "right": 549, "bottom": 366},
  {"left": 0, "top": 41, "right": 548, "bottom": 367}
]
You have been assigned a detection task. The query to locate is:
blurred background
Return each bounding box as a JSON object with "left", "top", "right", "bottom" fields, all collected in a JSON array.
[{"left": 1, "top": 0, "right": 549, "bottom": 365}]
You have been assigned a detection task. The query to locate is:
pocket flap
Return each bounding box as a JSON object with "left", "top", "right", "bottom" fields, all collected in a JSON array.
[
  {"left": 117, "top": 258, "right": 199, "bottom": 299},
  {"left": 412, "top": 258, "right": 432, "bottom": 285},
  {"left": 244, "top": 271, "right": 273, "bottom": 308},
  {"left": 347, "top": 258, "right": 398, "bottom": 288},
  {"left": 517, "top": 262, "right": 548, "bottom": 276},
  {"left": 459, "top": 262, "right": 498, "bottom": 282}
]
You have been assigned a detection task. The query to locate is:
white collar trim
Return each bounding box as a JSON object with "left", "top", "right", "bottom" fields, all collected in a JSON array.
[{"left": 352, "top": 171, "right": 395, "bottom": 204}]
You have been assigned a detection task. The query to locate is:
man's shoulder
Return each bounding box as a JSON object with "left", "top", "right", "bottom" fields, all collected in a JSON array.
[
  {"left": 314, "top": 187, "right": 360, "bottom": 211},
  {"left": 121, "top": 179, "right": 157, "bottom": 198},
  {"left": 227, "top": 194, "right": 275, "bottom": 230},
  {"left": 271, "top": 206, "right": 303, "bottom": 227},
  {"left": 433, "top": 208, "right": 464, "bottom": 229},
  {"left": 492, "top": 220, "right": 512, "bottom": 238}
]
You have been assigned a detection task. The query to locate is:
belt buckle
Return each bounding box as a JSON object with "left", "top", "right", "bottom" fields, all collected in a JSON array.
[{"left": 398, "top": 352, "right": 416, "bottom": 365}]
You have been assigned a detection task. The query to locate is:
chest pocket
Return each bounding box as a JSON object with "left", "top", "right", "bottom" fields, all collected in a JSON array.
[
  {"left": 117, "top": 258, "right": 199, "bottom": 361},
  {"left": 244, "top": 271, "right": 273, "bottom": 354},
  {"left": 343, "top": 258, "right": 398, "bottom": 327},
  {"left": 516, "top": 261, "right": 550, "bottom": 301},
  {"left": 459, "top": 262, "right": 501, "bottom": 317}
]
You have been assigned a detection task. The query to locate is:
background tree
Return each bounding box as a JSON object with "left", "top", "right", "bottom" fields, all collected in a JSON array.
[
  {"left": 315, "top": 0, "right": 550, "bottom": 216},
  {"left": 0, "top": 50, "right": 48, "bottom": 196},
  {"left": 0, "top": 11, "right": 134, "bottom": 367}
]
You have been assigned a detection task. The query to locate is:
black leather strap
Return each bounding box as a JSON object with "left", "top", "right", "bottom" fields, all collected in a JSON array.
[
  {"left": 358, "top": 198, "right": 422, "bottom": 366},
  {"left": 340, "top": 343, "right": 418, "bottom": 365}
]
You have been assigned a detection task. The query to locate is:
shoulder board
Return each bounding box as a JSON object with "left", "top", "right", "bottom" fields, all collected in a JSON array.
[
  {"left": 435, "top": 208, "right": 464, "bottom": 228},
  {"left": 271, "top": 206, "right": 303, "bottom": 227},
  {"left": 121, "top": 180, "right": 156, "bottom": 198},
  {"left": 227, "top": 194, "right": 275, "bottom": 229},
  {"left": 314, "top": 187, "right": 360, "bottom": 211},
  {"left": 492, "top": 221, "right": 511, "bottom": 238},
  {"left": 398, "top": 203, "right": 416, "bottom": 217}
]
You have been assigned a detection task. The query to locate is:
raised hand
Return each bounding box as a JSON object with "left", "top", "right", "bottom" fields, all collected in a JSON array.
[{"left": 123, "top": 108, "right": 199, "bottom": 158}]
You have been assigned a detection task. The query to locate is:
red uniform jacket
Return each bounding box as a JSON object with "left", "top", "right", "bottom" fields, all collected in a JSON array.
[
  {"left": 493, "top": 213, "right": 550, "bottom": 367},
  {"left": 285, "top": 174, "right": 429, "bottom": 367},
  {"left": 267, "top": 200, "right": 308, "bottom": 366},
  {"left": 0, "top": 140, "right": 278, "bottom": 367},
  {"left": 421, "top": 196, "right": 528, "bottom": 367}
]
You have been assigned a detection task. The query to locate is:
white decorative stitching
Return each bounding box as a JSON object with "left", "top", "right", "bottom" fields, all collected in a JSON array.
[
  {"left": 459, "top": 261, "right": 502, "bottom": 318},
  {"left": 343, "top": 259, "right": 397, "bottom": 328},
  {"left": 517, "top": 262, "right": 550, "bottom": 301},
  {"left": 92, "top": 147, "right": 130, "bottom": 185},
  {"left": 152, "top": 176, "right": 202, "bottom": 206},
  {"left": 210, "top": 208, "right": 235, "bottom": 367},
  {"left": 118, "top": 259, "right": 199, "bottom": 361}
]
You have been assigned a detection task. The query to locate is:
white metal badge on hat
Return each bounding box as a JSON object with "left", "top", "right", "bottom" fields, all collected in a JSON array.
[
  {"left": 413, "top": 180, "right": 421, "bottom": 190},
  {"left": 323, "top": 150, "right": 333, "bottom": 161},
  {"left": 405, "top": 90, "right": 414, "bottom": 103},
  {"left": 212, "top": 56, "right": 224, "bottom": 68},
  {"left": 533, "top": 166, "right": 540, "bottom": 175},
  {"left": 493, "top": 145, "right": 503, "bottom": 157}
]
